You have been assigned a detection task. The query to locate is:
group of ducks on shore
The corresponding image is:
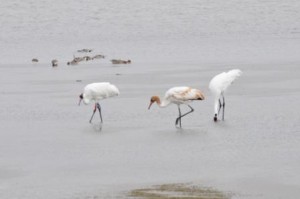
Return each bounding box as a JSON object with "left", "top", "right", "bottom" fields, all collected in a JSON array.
[
  {"left": 31, "top": 48, "right": 131, "bottom": 67},
  {"left": 78, "top": 69, "right": 243, "bottom": 128}
]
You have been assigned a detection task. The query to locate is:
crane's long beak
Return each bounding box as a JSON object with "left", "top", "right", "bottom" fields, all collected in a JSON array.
[{"left": 148, "top": 102, "right": 153, "bottom": 110}]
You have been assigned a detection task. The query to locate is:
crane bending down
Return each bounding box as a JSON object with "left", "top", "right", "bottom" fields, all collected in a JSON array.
[
  {"left": 78, "top": 82, "right": 120, "bottom": 124},
  {"left": 209, "top": 69, "right": 242, "bottom": 122},
  {"left": 148, "top": 87, "right": 205, "bottom": 128}
]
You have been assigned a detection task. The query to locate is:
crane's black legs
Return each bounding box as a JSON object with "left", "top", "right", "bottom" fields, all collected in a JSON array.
[
  {"left": 97, "top": 103, "right": 103, "bottom": 123},
  {"left": 175, "top": 106, "right": 182, "bottom": 128},
  {"left": 215, "top": 94, "right": 225, "bottom": 122},
  {"left": 89, "top": 103, "right": 97, "bottom": 123},
  {"left": 175, "top": 105, "right": 194, "bottom": 128},
  {"left": 218, "top": 99, "right": 222, "bottom": 115},
  {"left": 89, "top": 103, "right": 102, "bottom": 123}
]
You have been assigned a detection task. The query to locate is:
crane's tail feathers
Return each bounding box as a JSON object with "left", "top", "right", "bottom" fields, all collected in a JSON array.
[{"left": 196, "top": 92, "right": 205, "bottom": 100}]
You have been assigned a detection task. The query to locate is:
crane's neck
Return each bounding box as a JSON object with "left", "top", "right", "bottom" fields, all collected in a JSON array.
[
  {"left": 214, "top": 98, "right": 219, "bottom": 115},
  {"left": 154, "top": 96, "right": 170, "bottom": 107}
]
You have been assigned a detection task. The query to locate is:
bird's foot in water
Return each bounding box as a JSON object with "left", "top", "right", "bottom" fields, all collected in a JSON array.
[
  {"left": 98, "top": 123, "right": 103, "bottom": 131},
  {"left": 175, "top": 118, "right": 179, "bottom": 125},
  {"left": 90, "top": 122, "right": 103, "bottom": 131},
  {"left": 175, "top": 118, "right": 182, "bottom": 128}
]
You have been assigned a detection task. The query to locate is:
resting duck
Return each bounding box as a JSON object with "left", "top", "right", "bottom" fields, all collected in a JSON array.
[{"left": 111, "top": 59, "right": 131, "bottom": 64}]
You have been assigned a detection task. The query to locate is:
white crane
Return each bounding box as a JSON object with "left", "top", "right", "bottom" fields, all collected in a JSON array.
[
  {"left": 209, "top": 69, "right": 242, "bottom": 122},
  {"left": 78, "top": 82, "right": 120, "bottom": 124},
  {"left": 148, "top": 87, "right": 205, "bottom": 128}
]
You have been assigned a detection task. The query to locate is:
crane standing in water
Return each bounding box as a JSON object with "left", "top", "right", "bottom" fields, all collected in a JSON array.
[
  {"left": 148, "top": 86, "right": 205, "bottom": 128},
  {"left": 79, "top": 82, "right": 120, "bottom": 124},
  {"left": 209, "top": 69, "right": 242, "bottom": 122}
]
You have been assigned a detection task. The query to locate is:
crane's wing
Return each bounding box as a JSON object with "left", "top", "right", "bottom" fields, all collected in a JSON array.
[
  {"left": 209, "top": 69, "right": 242, "bottom": 93},
  {"left": 83, "top": 82, "right": 119, "bottom": 103},
  {"left": 166, "top": 87, "right": 204, "bottom": 102},
  {"left": 222, "top": 69, "right": 242, "bottom": 90}
]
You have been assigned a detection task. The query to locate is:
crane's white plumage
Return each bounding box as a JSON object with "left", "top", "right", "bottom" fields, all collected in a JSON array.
[
  {"left": 81, "top": 82, "right": 120, "bottom": 105},
  {"left": 162, "top": 87, "right": 205, "bottom": 106},
  {"left": 79, "top": 82, "right": 119, "bottom": 124},
  {"left": 148, "top": 86, "right": 205, "bottom": 128},
  {"left": 209, "top": 69, "right": 242, "bottom": 121}
]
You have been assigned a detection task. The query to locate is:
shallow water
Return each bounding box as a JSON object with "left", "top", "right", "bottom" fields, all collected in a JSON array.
[
  {"left": 1, "top": 0, "right": 300, "bottom": 64},
  {"left": 0, "top": 61, "right": 300, "bottom": 199}
]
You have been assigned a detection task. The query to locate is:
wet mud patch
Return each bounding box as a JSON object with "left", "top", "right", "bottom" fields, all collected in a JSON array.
[{"left": 127, "top": 183, "right": 231, "bottom": 199}]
